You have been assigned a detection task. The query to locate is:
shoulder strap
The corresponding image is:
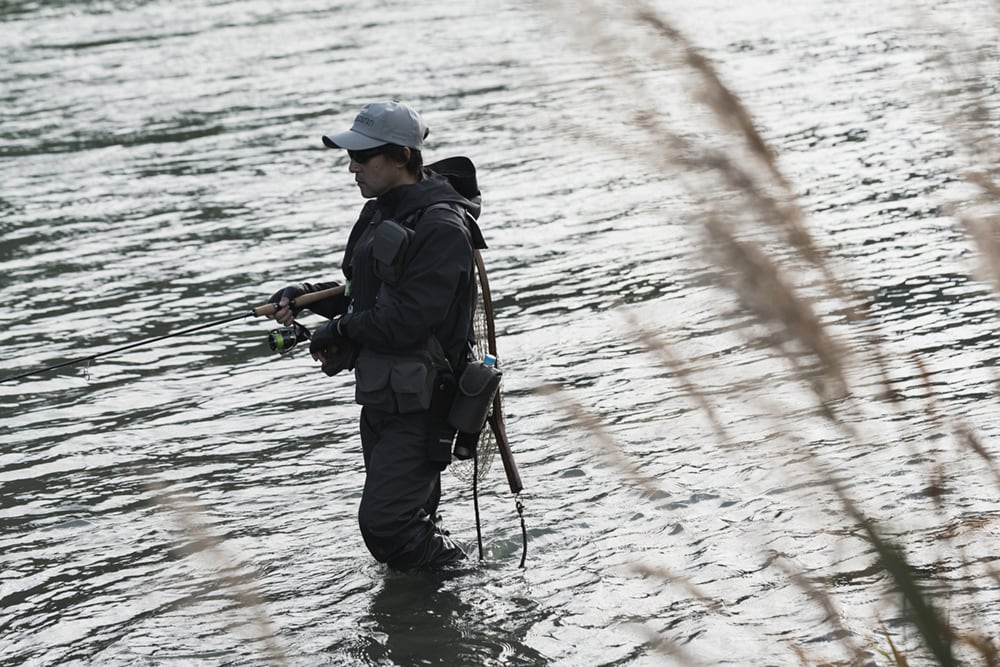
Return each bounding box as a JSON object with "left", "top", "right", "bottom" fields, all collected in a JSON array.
[
  {"left": 417, "top": 202, "right": 487, "bottom": 250},
  {"left": 342, "top": 200, "right": 382, "bottom": 280}
]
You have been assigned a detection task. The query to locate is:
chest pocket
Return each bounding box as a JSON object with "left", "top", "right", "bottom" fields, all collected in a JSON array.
[{"left": 372, "top": 219, "right": 413, "bottom": 286}]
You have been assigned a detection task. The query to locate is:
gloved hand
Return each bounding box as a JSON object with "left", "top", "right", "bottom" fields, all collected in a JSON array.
[
  {"left": 309, "top": 318, "right": 357, "bottom": 376},
  {"left": 268, "top": 283, "right": 313, "bottom": 326}
]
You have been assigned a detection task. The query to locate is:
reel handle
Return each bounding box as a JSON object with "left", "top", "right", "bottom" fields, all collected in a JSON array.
[{"left": 252, "top": 284, "right": 346, "bottom": 318}]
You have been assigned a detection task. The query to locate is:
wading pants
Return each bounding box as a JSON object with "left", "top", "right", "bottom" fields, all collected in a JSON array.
[{"left": 358, "top": 406, "right": 467, "bottom": 570}]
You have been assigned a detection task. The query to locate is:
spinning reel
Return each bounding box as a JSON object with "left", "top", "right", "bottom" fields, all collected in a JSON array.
[{"left": 267, "top": 321, "right": 311, "bottom": 355}]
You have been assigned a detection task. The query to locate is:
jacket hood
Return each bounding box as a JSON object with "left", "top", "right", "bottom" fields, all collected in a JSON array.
[{"left": 376, "top": 158, "right": 482, "bottom": 223}]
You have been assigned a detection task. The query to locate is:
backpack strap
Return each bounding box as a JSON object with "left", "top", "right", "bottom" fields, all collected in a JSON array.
[
  {"left": 416, "top": 202, "right": 487, "bottom": 250},
  {"left": 342, "top": 200, "right": 382, "bottom": 282}
]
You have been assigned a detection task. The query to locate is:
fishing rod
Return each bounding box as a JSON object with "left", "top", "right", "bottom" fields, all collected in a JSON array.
[{"left": 0, "top": 285, "right": 346, "bottom": 384}]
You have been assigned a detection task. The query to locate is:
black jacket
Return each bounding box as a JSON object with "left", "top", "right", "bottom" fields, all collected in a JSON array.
[{"left": 337, "top": 168, "right": 482, "bottom": 371}]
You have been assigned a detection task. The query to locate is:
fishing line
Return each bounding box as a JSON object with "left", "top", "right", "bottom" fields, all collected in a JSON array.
[
  {"left": 0, "top": 310, "right": 254, "bottom": 384},
  {"left": 0, "top": 285, "right": 346, "bottom": 384}
]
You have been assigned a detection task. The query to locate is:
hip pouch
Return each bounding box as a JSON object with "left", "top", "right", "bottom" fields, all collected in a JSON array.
[{"left": 448, "top": 360, "right": 502, "bottom": 435}]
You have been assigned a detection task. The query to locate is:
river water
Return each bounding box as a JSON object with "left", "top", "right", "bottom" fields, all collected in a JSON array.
[{"left": 2, "top": 1, "right": 998, "bottom": 665}]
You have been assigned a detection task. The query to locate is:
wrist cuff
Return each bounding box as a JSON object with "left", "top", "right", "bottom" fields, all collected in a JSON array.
[{"left": 336, "top": 314, "right": 350, "bottom": 337}]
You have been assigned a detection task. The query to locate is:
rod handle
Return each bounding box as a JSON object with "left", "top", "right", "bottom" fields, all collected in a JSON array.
[{"left": 252, "top": 284, "right": 346, "bottom": 318}]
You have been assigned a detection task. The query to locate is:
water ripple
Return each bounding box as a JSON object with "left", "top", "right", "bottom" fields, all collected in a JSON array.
[{"left": 3, "top": 0, "right": 1000, "bottom": 665}]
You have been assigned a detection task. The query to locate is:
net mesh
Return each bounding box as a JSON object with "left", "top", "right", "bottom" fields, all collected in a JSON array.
[{"left": 450, "top": 265, "right": 499, "bottom": 484}]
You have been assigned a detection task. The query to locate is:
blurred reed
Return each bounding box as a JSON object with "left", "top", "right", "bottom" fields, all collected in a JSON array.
[
  {"left": 146, "top": 478, "right": 290, "bottom": 665},
  {"left": 539, "top": 0, "right": 1000, "bottom": 664}
]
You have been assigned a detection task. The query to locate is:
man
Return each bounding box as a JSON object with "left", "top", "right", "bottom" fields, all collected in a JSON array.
[{"left": 268, "top": 101, "right": 482, "bottom": 570}]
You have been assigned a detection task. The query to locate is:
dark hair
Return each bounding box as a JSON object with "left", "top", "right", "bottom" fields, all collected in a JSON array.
[{"left": 381, "top": 144, "right": 423, "bottom": 177}]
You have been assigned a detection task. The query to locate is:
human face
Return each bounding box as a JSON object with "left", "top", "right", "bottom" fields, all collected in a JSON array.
[{"left": 347, "top": 146, "right": 409, "bottom": 198}]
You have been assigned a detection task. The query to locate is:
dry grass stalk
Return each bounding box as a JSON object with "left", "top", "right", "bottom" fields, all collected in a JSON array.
[
  {"left": 543, "top": 0, "right": 869, "bottom": 408},
  {"left": 619, "top": 308, "right": 734, "bottom": 446},
  {"left": 545, "top": 0, "right": 864, "bottom": 322},
  {"left": 923, "top": 7, "right": 1000, "bottom": 291},
  {"left": 827, "top": 479, "right": 958, "bottom": 667},
  {"left": 961, "top": 211, "right": 1000, "bottom": 294},
  {"left": 957, "top": 426, "right": 1000, "bottom": 494},
  {"left": 957, "top": 632, "right": 999, "bottom": 667},
  {"left": 881, "top": 623, "right": 911, "bottom": 667},
  {"left": 539, "top": 1, "right": 1000, "bottom": 664},
  {"left": 534, "top": 382, "right": 665, "bottom": 499},
  {"left": 789, "top": 643, "right": 844, "bottom": 667},
  {"left": 638, "top": 623, "right": 704, "bottom": 667},
  {"left": 772, "top": 555, "right": 871, "bottom": 666},
  {"left": 629, "top": 6, "right": 789, "bottom": 194},
  {"left": 146, "top": 479, "right": 288, "bottom": 666},
  {"left": 702, "top": 214, "right": 848, "bottom": 400},
  {"left": 631, "top": 563, "right": 723, "bottom": 615}
]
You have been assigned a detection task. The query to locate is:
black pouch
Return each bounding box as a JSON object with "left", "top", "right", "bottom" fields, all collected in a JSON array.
[
  {"left": 452, "top": 430, "right": 480, "bottom": 461},
  {"left": 448, "top": 360, "right": 502, "bottom": 435},
  {"left": 426, "top": 371, "right": 458, "bottom": 470},
  {"left": 372, "top": 219, "right": 412, "bottom": 286}
]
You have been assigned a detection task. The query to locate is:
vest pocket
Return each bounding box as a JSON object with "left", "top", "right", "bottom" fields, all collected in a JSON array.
[
  {"left": 354, "top": 350, "right": 435, "bottom": 414},
  {"left": 372, "top": 219, "right": 412, "bottom": 286},
  {"left": 354, "top": 352, "right": 393, "bottom": 411},
  {"left": 391, "top": 358, "right": 434, "bottom": 413}
]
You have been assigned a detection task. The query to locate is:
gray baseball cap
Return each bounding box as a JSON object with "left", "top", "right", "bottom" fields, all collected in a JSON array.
[{"left": 322, "top": 101, "right": 429, "bottom": 151}]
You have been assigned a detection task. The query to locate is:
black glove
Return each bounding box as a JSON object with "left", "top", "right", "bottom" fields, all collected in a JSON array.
[
  {"left": 309, "top": 319, "right": 357, "bottom": 376},
  {"left": 269, "top": 283, "right": 313, "bottom": 314}
]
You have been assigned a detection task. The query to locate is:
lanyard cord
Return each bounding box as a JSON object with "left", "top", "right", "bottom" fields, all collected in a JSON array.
[
  {"left": 470, "top": 454, "right": 528, "bottom": 568},
  {"left": 516, "top": 495, "right": 527, "bottom": 569},
  {"left": 473, "top": 452, "right": 484, "bottom": 561}
]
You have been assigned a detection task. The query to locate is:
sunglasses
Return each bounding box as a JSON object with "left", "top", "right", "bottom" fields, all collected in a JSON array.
[{"left": 347, "top": 146, "right": 386, "bottom": 164}]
